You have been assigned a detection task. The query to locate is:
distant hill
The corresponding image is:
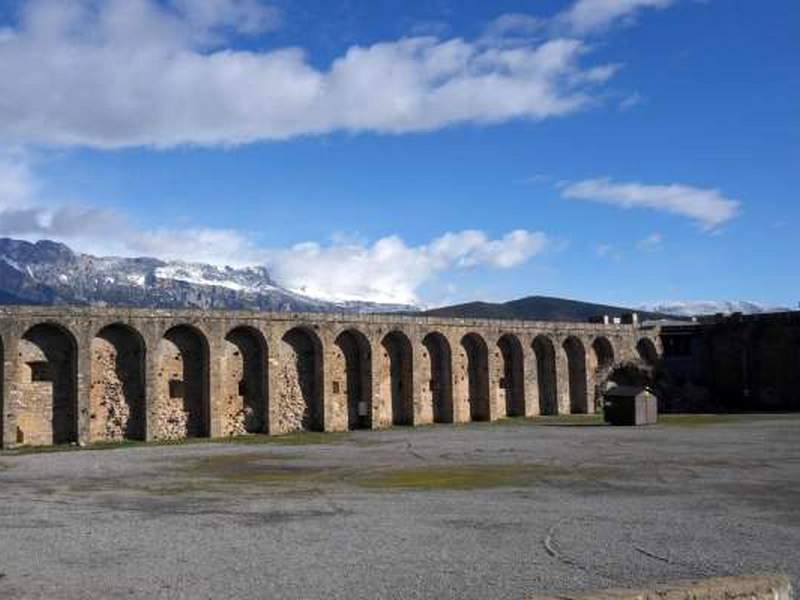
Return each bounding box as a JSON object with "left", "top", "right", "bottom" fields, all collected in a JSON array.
[{"left": 422, "top": 295, "right": 676, "bottom": 322}]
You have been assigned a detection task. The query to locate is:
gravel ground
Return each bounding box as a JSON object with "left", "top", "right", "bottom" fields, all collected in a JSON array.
[{"left": 0, "top": 415, "right": 798, "bottom": 600}]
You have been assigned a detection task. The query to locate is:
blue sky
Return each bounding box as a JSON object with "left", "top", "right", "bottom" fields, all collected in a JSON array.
[{"left": 0, "top": 0, "right": 798, "bottom": 307}]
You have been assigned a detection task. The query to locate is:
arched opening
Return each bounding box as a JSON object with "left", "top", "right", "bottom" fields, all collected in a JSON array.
[
  {"left": 90, "top": 324, "right": 146, "bottom": 442},
  {"left": 335, "top": 329, "right": 372, "bottom": 430},
  {"left": 533, "top": 335, "right": 558, "bottom": 415},
  {"left": 590, "top": 337, "right": 615, "bottom": 412},
  {"left": 423, "top": 332, "right": 453, "bottom": 423},
  {"left": 280, "top": 327, "right": 324, "bottom": 432},
  {"left": 155, "top": 325, "right": 209, "bottom": 440},
  {"left": 637, "top": 338, "right": 659, "bottom": 366},
  {"left": 224, "top": 327, "right": 268, "bottom": 436},
  {"left": 462, "top": 333, "right": 490, "bottom": 421},
  {"left": 382, "top": 331, "right": 413, "bottom": 426},
  {"left": 498, "top": 334, "right": 525, "bottom": 417},
  {"left": 563, "top": 336, "right": 588, "bottom": 414},
  {"left": 17, "top": 323, "right": 78, "bottom": 446}
]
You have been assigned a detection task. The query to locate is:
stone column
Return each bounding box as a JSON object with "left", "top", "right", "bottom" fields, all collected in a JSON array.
[
  {"left": 450, "top": 333, "right": 470, "bottom": 423},
  {"left": 323, "top": 330, "right": 348, "bottom": 433},
  {"left": 415, "top": 336, "right": 434, "bottom": 426},
  {"left": 143, "top": 328, "right": 161, "bottom": 442},
  {"left": 487, "top": 341, "right": 502, "bottom": 421},
  {"left": 207, "top": 322, "right": 224, "bottom": 439},
  {"left": 523, "top": 340, "right": 540, "bottom": 417},
  {"left": 1, "top": 325, "right": 19, "bottom": 449},
  {"left": 265, "top": 334, "right": 279, "bottom": 436},
  {"left": 555, "top": 338, "right": 571, "bottom": 415},
  {"left": 75, "top": 323, "right": 92, "bottom": 446},
  {"left": 370, "top": 333, "right": 391, "bottom": 429}
]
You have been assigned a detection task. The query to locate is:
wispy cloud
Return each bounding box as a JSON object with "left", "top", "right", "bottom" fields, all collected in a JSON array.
[
  {"left": 561, "top": 177, "right": 741, "bottom": 230},
  {"left": 556, "top": 0, "right": 677, "bottom": 35},
  {"left": 636, "top": 232, "right": 663, "bottom": 251}
]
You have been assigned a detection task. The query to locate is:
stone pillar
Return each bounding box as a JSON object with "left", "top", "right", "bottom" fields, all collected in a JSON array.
[
  {"left": 143, "top": 329, "right": 161, "bottom": 442},
  {"left": 75, "top": 324, "right": 92, "bottom": 446},
  {"left": 265, "top": 329, "right": 283, "bottom": 436},
  {"left": 555, "top": 339, "right": 571, "bottom": 415},
  {"left": 408, "top": 332, "right": 424, "bottom": 427},
  {"left": 523, "top": 341, "right": 540, "bottom": 417},
  {"left": 451, "top": 334, "right": 470, "bottom": 423},
  {"left": 415, "top": 337, "right": 434, "bottom": 426},
  {"left": 370, "top": 333, "right": 391, "bottom": 429},
  {"left": 323, "top": 331, "right": 348, "bottom": 433},
  {"left": 207, "top": 323, "right": 224, "bottom": 439},
  {"left": 487, "top": 342, "right": 502, "bottom": 421},
  {"left": 1, "top": 326, "right": 19, "bottom": 449}
]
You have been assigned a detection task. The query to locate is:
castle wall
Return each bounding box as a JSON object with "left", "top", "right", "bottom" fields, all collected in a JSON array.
[{"left": 0, "top": 306, "right": 648, "bottom": 448}]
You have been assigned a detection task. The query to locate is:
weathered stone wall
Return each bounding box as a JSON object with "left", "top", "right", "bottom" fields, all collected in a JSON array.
[
  {"left": 0, "top": 305, "right": 649, "bottom": 449},
  {"left": 659, "top": 313, "right": 800, "bottom": 412},
  {"left": 90, "top": 326, "right": 145, "bottom": 442},
  {"left": 14, "top": 325, "right": 76, "bottom": 447},
  {"left": 275, "top": 328, "right": 322, "bottom": 433},
  {"left": 154, "top": 327, "right": 207, "bottom": 440},
  {"left": 222, "top": 328, "right": 266, "bottom": 436}
]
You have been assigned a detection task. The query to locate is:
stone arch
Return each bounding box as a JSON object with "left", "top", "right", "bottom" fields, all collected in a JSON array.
[
  {"left": 498, "top": 334, "right": 525, "bottom": 417},
  {"left": 155, "top": 325, "right": 210, "bottom": 440},
  {"left": 461, "top": 333, "right": 490, "bottom": 421},
  {"left": 533, "top": 335, "right": 558, "bottom": 415},
  {"left": 637, "top": 338, "right": 659, "bottom": 366},
  {"left": 224, "top": 326, "right": 268, "bottom": 436},
  {"left": 382, "top": 331, "right": 413, "bottom": 426},
  {"left": 90, "top": 323, "right": 146, "bottom": 442},
  {"left": 17, "top": 323, "right": 78, "bottom": 446},
  {"left": 423, "top": 332, "right": 453, "bottom": 423},
  {"left": 280, "top": 327, "right": 324, "bottom": 432},
  {"left": 590, "top": 336, "right": 615, "bottom": 411},
  {"left": 335, "top": 329, "right": 372, "bottom": 430},
  {"left": 563, "top": 336, "right": 588, "bottom": 414}
]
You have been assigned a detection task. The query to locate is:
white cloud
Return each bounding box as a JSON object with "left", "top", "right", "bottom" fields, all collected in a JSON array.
[
  {"left": 561, "top": 177, "right": 741, "bottom": 230},
  {"left": 619, "top": 92, "right": 644, "bottom": 111},
  {"left": 636, "top": 232, "right": 663, "bottom": 251},
  {"left": 268, "top": 230, "right": 549, "bottom": 304},
  {"left": 557, "top": 0, "right": 676, "bottom": 35},
  {"left": 0, "top": 0, "right": 623, "bottom": 148},
  {"left": 171, "top": 0, "right": 280, "bottom": 36}
]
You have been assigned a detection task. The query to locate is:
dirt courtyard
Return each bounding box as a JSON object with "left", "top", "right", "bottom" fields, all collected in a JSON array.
[{"left": 1, "top": 415, "right": 798, "bottom": 600}]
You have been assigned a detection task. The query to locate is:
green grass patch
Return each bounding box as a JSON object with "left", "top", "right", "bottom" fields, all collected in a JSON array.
[
  {"left": 354, "top": 463, "right": 594, "bottom": 491},
  {"left": 2, "top": 430, "right": 351, "bottom": 456},
  {"left": 657, "top": 413, "right": 800, "bottom": 427},
  {"left": 183, "top": 453, "right": 327, "bottom": 487}
]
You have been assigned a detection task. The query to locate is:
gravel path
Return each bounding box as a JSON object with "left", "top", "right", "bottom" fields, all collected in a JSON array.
[{"left": 1, "top": 416, "right": 798, "bottom": 599}]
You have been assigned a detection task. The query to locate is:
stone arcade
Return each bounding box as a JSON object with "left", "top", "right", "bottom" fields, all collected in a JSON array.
[{"left": 0, "top": 306, "right": 660, "bottom": 449}]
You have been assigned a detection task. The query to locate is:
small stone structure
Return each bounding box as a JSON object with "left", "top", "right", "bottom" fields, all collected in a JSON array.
[{"left": 0, "top": 306, "right": 657, "bottom": 448}]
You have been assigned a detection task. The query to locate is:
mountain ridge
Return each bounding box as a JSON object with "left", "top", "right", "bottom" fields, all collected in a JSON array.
[{"left": 0, "top": 238, "right": 414, "bottom": 313}]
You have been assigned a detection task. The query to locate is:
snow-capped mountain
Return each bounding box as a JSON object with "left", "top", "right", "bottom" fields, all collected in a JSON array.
[
  {"left": 640, "top": 300, "right": 793, "bottom": 317},
  {"left": 0, "top": 238, "right": 415, "bottom": 313}
]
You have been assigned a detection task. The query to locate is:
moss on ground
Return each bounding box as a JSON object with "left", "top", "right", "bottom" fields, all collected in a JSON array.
[
  {"left": 354, "top": 463, "right": 609, "bottom": 491},
  {"left": 3, "top": 430, "right": 351, "bottom": 456}
]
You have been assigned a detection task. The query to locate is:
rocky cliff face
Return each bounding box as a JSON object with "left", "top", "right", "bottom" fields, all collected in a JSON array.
[{"left": 0, "top": 238, "right": 413, "bottom": 313}]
